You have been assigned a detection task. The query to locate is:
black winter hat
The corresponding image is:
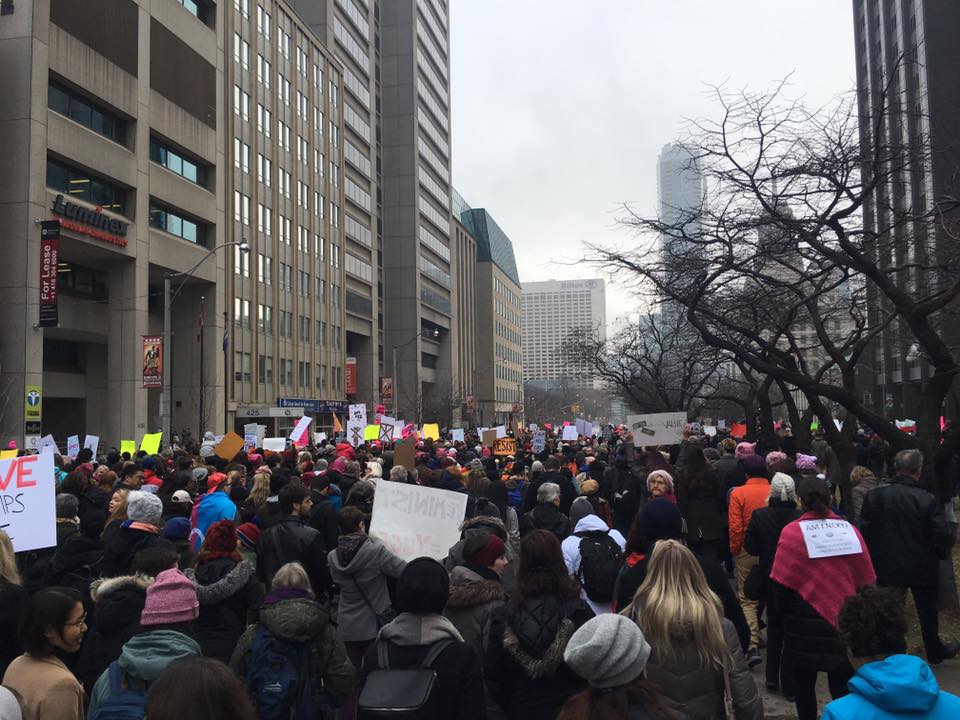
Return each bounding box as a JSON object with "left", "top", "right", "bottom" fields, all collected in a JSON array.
[
  {"left": 639, "top": 498, "right": 683, "bottom": 543},
  {"left": 395, "top": 557, "right": 449, "bottom": 614}
]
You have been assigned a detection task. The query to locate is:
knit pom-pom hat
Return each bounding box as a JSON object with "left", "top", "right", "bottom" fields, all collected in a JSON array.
[{"left": 141, "top": 568, "right": 198, "bottom": 626}]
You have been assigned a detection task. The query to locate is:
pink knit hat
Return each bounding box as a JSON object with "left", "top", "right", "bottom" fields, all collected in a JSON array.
[
  {"left": 141, "top": 568, "right": 199, "bottom": 626},
  {"left": 795, "top": 453, "right": 818, "bottom": 471},
  {"left": 765, "top": 451, "right": 788, "bottom": 468},
  {"left": 735, "top": 442, "right": 757, "bottom": 460}
]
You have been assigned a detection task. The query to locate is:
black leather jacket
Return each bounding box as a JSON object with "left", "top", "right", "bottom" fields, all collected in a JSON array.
[{"left": 258, "top": 515, "right": 332, "bottom": 595}]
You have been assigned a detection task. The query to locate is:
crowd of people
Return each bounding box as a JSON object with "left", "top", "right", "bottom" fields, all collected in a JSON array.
[{"left": 1, "top": 421, "right": 959, "bottom": 719}]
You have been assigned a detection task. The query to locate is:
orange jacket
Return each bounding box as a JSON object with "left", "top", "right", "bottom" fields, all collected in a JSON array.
[{"left": 728, "top": 477, "right": 771, "bottom": 554}]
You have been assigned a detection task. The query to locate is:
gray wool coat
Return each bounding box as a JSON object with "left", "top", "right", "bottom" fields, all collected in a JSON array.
[{"left": 328, "top": 536, "right": 407, "bottom": 642}]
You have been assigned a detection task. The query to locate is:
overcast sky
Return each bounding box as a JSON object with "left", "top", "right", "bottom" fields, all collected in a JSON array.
[{"left": 449, "top": 1, "right": 856, "bottom": 327}]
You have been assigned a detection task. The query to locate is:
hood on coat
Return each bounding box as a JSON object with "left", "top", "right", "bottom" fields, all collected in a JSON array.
[
  {"left": 503, "top": 615, "right": 574, "bottom": 679},
  {"left": 185, "top": 559, "right": 255, "bottom": 605},
  {"left": 572, "top": 514, "right": 608, "bottom": 534},
  {"left": 329, "top": 534, "right": 380, "bottom": 574},
  {"left": 90, "top": 573, "right": 153, "bottom": 602},
  {"left": 118, "top": 629, "right": 201, "bottom": 682},
  {"left": 459, "top": 514, "right": 507, "bottom": 538},
  {"left": 447, "top": 565, "right": 505, "bottom": 609},
  {"left": 848, "top": 654, "right": 940, "bottom": 712},
  {"left": 507, "top": 595, "right": 576, "bottom": 669},
  {"left": 259, "top": 597, "right": 331, "bottom": 642}
]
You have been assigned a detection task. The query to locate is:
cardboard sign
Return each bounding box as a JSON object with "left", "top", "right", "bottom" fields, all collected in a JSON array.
[
  {"left": 799, "top": 519, "right": 863, "bottom": 559},
  {"left": 66, "top": 435, "right": 80, "bottom": 459},
  {"left": 349, "top": 403, "right": 367, "bottom": 425},
  {"left": 120, "top": 440, "right": 136, "bottom": 457},
  {"left": 625, "top": 412, "right": 687, "bottom": 446},
  {"left": 482, "top": 429, "right": 498, "bottom": 448},
  {"left": 423, "top": 423, "right": 440, "bottom": 441},
  {"left": 369, "top": 481, "right": 468, "bottom": 562},
  {"left": 493, "top": 437, "right": 517, "bottom": 456},
  {"left": 532, "top": 430, "right": 547, "bottom": 453},
  {"left": 38, "top": 434, "right": 58, "bottom": 454},
  {"left": 451, "top": 428, "right": 464, "bottom": 443},
  {"left": 140, "top": 432, "right": 162, "bottom": 455},
  {"left": 289, "top": 415, "right": 312, "bottom": 443},
  {"left": 0, "top": 453, "right": 57, "bottom": 552},
  {"left": 347, "top": 421, "right": 365, "bottom": 447},
  {"left": 262, "top": 437, "right": 287, "bottom": 452},
  {"left": 83, "top": 434, "right": 100, "bottom": 456},
  {"left": 214, "top": 431, "right": 245, "bottom": 461},
  {"left": 393, "top": 440, "right": 416, "bottom": 472},
  {"left": 561, "top": 426, "right": 578, "bottom": 441}
]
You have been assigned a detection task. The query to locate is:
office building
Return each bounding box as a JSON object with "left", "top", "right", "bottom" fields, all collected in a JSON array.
[
  {"left": 853, "top": 0, "right": 960, "bottom": 418},
  {"left": 0, "top": 0, "right": 227, "bottom": 449},
  {"left": 223, "top": 0, "right": 349, "bottom": 433},
  {"left": 451, "top": 190, "right": 477, "bottom": 423},
  {"left": 522, "top": 279, "right": 606, "bottom": 389},
  {"left": 455, "top": 191, "right": 523, "bottom": 426}
]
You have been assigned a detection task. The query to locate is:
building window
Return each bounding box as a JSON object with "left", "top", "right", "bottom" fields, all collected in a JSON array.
[
  {"left": 234, "top": 85, "right": 250, "bottom": 120},
  {"left": 257, "top": 303, "right": 273, "bottom": 334},
  {"left": 299, "top": 361, "right": 310, "bottom": 388},
  {"left": 299, "top": 315, "right": 310, "bottom": 341},
  {"left": 258, "top": 254, "right": 272, "bottom": 284},
  {"left": 258, "top": 354, "right": 273, "bottom": 384},
  {"left": 281, "top": 359, "right": 293, "bottom": 386},
  {"left": 234, "top": 246, "right": 249, "bottom": 277},
  {"left": 316, "top": 363, "right": 324, "bottom": 389},
  {"left": 151, "top": 138, "right": 207, "bottom": 186},
  {"left": 234, "top": 191, "right": 250, "bottom": 225},
  {"left": 235, "top": 0, "right": 249, "bottom": 18},
  {"left": 234, "top": 298, "right": 251, "bottom": 328},
  {"left": 257, "top": 154, "right": 272, "bottom": 185},
  {"left": 233, "top": 33, "right": 249, "bottom": 69},
  {"left": 46, "top": 158, "right": 127, "bottom": 214},
  {"left": 149, "top": 202, "right": 208, "bottom": 246},
  {"left": 257, "top": 5, "right": 271, "bottom": 36},
  {"left": 234, "top": 351, "right": 252, "bottom": 382},
  {"left": 48, "top": 80, "right": 126, "bottom": 145},
  {"left": 57, "top": 262, "right": 109, "bottom": 301}
]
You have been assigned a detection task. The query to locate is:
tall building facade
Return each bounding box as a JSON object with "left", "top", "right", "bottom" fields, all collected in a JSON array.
[
  {"left": 522, "top": 279, "right": 606, "bottom": 389},
  {"left": 853, "top": 0, "right": 960, "bottom": 418},
  {"left": 0, "top": 0, "right": 227, "bottom": 449},
  {"left": 451, "top": 190, "right": 477, "bottom": 423}
]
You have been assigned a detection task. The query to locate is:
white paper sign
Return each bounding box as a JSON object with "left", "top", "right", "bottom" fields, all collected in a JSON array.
[
  {"left": 528, "top": 423, "right": 538, "bottom": 432},
  {"left": 83, "top": 434, "right": 100, "bottom": 456},
  {"left": 347, "top": 420, "right": 365, "bottom": 447},
  {"left": 66, "top": 435, "right": 80, "bottom": 459},
  {"left": 562, "top": 425, "right": 578, "bottom": 441},
  {"left": 799, "top": 519, "right": 863, "bottom": 559},
  {"left": 718, "top": 419, "right": 727, "bottom": 430},
  {"left": 0, "top": 453, "right": 57, "bottom": 552},
  {"left": 349, "top": 403, "right": 367, "bottom": 425},
  {"left": 495, "top": 425, "right": 507, "bottom": 438},
  {"left": 532, "top": 430, "right": 547, "bottom": 453},
  {"left": 369, "top": 481, "right": 469, "bottom": 561},
  {"left": 263, "top": 437, "right": 287, "bottom": 452},
  {"left": 625, "top": 412, "right": 687, "bottom": 446},
  {"left": 703, "top": 425, "right": 718, "bottom": 437},
  {"left": 38, "top": 434, "right": 58, "bottom": 455},
  {"left": 393, "top": 423, "right": 404, "bottom": 441},
  {"left": 289, "top": 415, "right": 312, "bottom": 442},
  {"left": 313, "top": 432, "right": 327, "bottom": 445},
  {"left": 451, "top": 428, "right": 464, "bottom": 443},
  {"left": 575, "top": 419, "right": 589, "bottom": 437},
  {"left": 244, "top": 433, "right": 258, "bottom": 452}
]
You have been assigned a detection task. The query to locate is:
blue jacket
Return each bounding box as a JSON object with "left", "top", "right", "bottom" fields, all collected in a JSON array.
[
  {"left": 190, "top": 490, "right": 238, "bottom": 550},
  {"left": 822, "top": 654, "right": 960, "bottom": 720}
]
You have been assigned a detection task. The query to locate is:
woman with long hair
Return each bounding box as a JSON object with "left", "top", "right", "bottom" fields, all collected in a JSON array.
[
  {"left": 100, "top": 488, "right": 129, "bottom": 541},
  {"left": 147, "top": 656, "right": 256, "bottom": 720},
  {"left": 0, "top": 530, "right": 27, "bottom": 678},
  {"left": 675, "top": 443, "right": 726, "bottom": 562},
  {"left": 485, "top": 529, "right": 593, "bottom": 720},
  {"left": 770, "top": 477, "right": 876, "bottom": 720},
  {"left": 240, "top": 471, "right": 271, "bottom": 522},
  {"left": 624, "top": 540, "right": 762, "bottom": 720}
]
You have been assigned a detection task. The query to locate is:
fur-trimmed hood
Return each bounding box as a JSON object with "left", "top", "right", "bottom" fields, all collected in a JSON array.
[
  {"left": 447, "top": 565, "right": 505, "bottom": 609},
  {"left": 185, "top": 559, "right": 256, "bottom": 605},
  {"left": 459, "top": 514, "right": 507, "bottom": 538},
  {"left": 89, "top": 573, "right": 153, "bottom": 602},
  {"left": 503, "top": 618, "right": 574, "bottom": 679}
]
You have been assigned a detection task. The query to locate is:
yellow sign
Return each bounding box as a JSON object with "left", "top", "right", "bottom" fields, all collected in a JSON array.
[
  {"left": 120, "top": 440, "right": 136, "bottom": 457},
  {"left": 24, "top": 385, "right": 42, "bottom": 421},
  {"left": 0, "top": 450, "right": 16, "bottom": 460},
  {"left": 364, "top": 424, "right": 380, "bottom": 441},
  {"left": 422, "top": 423, "right": 440, "bottom": 441},
  {"left": 493, "top": 437, "right": 517, "bottom": 456}
]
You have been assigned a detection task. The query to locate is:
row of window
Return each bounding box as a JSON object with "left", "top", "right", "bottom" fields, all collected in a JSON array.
[{"left": 234, "top": 351, "right": 342, "bottom": 392}]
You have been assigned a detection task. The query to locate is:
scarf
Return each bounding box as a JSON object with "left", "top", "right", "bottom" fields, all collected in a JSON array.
[
  {"left": 264, "top": 587, "right": 314, "bottom": 604},
  {"left": 378, "top": 612, "right": 464, "bottom": 646},
  {"left": 123, "top": 521, "right": 159, "bottom": 534},
  {"left": 770, "top": 510, "right": 876, "bottom": 628}
]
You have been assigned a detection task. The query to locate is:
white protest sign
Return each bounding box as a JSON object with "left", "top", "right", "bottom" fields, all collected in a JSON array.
[
  {"left": 38, "top": 434, "right": 58, "bottom": 454},
  {"left": 625, "top": 412, "right": 687, "bottom": 446},
  {"left": 799, "top": 519, "right": 863, "bottom": 559},
  {"left": 262, "top": 437, "right": 287, "bottom": 452},
  {"left": 378, "top": 416, "right": 398, "bottom": 443},
  {"left": 451, "top": 428, "right": 465, "bottom": 443},
  {"left": 532, "top": 430, "right": 547, "bottom": 453},
  {"left": 369, "top": 481, "right": 468, "bottom": 561},
  {"left": 67, "top": 435, "right": 80, "bottom": 459},
  {"left": 347, "top": 421, "right": 365, "bottom": 448},
  {"left": 349, "top": 403, "right": 367, "bottom": 425},
  {"left": 718, "top": 419, "right": 727, "bottom": 430},
  {"left": 575, "top": 418, "right": 589, "bottom": 437},
  {"left": 83, "top": 434, "right": 100, "bottom": 456},
  {"left": 393, "top": 423, "right": 404, "bottom": 441},
  {"left": 313, "top": 432, "right": 327, "bottom": 445},
  {"left": 703, "top": 425, "right": 717, "bottom": 437},
  {"left": 244, "top": 433, "right": 258, "bottom": 452},
  {"left": 495, "top": 425, "right": 507, "bottom": 438},
  {"left": 289, "top": 415, "right": 312, "bottom": 442},
  {"left": 0, "top": 453, "right": 57, "bottom": 552},
  {"left": 528, "top": 423, "right": 538, "bottom": 432},
  {"left": 562, "top": 425, "right": 578, "bottom": 441}
]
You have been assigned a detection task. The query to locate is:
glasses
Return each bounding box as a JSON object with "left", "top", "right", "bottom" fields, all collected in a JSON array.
[{"left": 67, "top": 615, "right": 87, "bottom": 628}]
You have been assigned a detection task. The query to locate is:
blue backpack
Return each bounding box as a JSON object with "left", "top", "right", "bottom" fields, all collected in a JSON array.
[
  {"left": 245, "top": 626, "right": 325, "bottom": 720},
  {"left": 87, "top": 662, "right": 148, "bottom": 720}
]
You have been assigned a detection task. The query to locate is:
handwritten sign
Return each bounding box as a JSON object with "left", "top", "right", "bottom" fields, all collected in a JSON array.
[
  {"left": 799, "top": 519, "right": 863, "bottom": 559},
  {"left": 38, "top": 434, "right": 58, "bottom": 454},
  {"left": 493, "top": 437, "right": 517, "bottom": 456},
  {"left": 83, "top": 434, "right": 100, "bottom": 456},
  {"left": 625, "top": 412, "right": 687, "bottom": 446},
  {"left": 120, "top": 440, "right": 136, "bottom": 457},
  {"left": 289, "top": 415, "right": 312, "bottom": 443},
  {"left": 423, "top": 423, "right": 440, "bottom": 441},
  {"left": 532, "top": 430, "right": 547, "bottom": 454},
  {"left": 451, "top": 428, "right": 464, "bottom": 443},
  {"left": 364, "top": 424, "right": 380, "bottom": 441},
  {"left": 349, "top": 403, "right": 367, "bottom": 426},
  {"left": 67, "top": 435, "right": 80, "bottom": 459},
  {"left": 730, "top": 423, "right": 748, "bottom": 439},
  {"left": 0, "top": 453, "right": 56, "bottom": 552},
  {"left": 494, "top": 425, "right": 507, "bottom": 439},
  {"left": 482, "top": 429, "right": 497, "bottom": 448},
  {"left": 561, "top": 425, "right": 578, "bottom": 441},
  {"left": 369, "top": 482, "right": 468, "bottom": 561},
  {"left": 347, "top": 421, "right": 365, "bottom": 448},
  {"left": 262, "top": 437, "right": 287, "bottom": 452},
  {"left": 379, "top": 416, "right": 397, "bottom": 443}
]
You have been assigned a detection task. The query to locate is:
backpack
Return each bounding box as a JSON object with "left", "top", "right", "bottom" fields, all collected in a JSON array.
[
  {"left": 87, "top": 662, "right": 148, "bottom": 720},
  {"left": 575, "top": 530, "right": 624, "bottom": 603},
  {"left": 245, "top": 626, "right": 326, "bottom": 720},
  {"left": 358, "top": 639, "right": 455, "bottom": 719}
]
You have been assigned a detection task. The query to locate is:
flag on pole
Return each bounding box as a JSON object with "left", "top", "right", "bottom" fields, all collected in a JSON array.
[
  {"left": 222, "top": 325, "right": 229, "bottom": 353},
  {"left": 332, "top": 413, "right": 343, "bottom": 434}
]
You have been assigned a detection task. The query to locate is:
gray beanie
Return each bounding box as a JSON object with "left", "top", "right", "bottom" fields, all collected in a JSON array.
[
  {"left": 769, "top": 472, "right": 797, "bottom": 503},
  {"left": 56, "top": 493, "right": 79, "bottom": 520},
  {"left": 127, "top": 490, "right": 163, "bottom": 525},
  {"left": 569, "top": 496, "right": 595, "bottom": 527},
  {"left": 563, "top": 614, "right": 652, "bottom": 689},
  {"left": 192, "top": 467, "right": 209, "bottom": 483}
]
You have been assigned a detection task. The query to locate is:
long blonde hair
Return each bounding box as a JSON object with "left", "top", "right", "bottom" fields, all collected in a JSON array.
[
  {"left": 623, "top": 539, "right": 731, "bottom": 672},
  {"left": 248, "top": 471, "right": 271, "bottom": 507},
  {"left": 0, "top": 530, "right": 21, "bottom": 585},
  {"left": 104, "top": 488, "right": 130, "bottom": 532}
]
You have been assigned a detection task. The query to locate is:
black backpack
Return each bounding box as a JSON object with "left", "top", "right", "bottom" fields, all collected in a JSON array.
[
  {"left": 575, "top": 530, "right": 623, "bottom": 603},
  {"left": 358, "top": 639, "right": 455, "bottom": 719}
]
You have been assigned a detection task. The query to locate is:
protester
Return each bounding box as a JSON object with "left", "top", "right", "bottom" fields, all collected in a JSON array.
[
  {"left": 486, "top": 530, "right": 593, "bottom": 720},
  {"left": 146, "top": 656, "right": 257, "bottom": 720},
  {"left": 558, "top": 614, "right": 675, "bottom": 720},
  {"left": 520, "top": 482, "right": 572, "bottom": 539},
  {"left": 445, "top": 533, "right": 508, "bottom": 652},
  {"left": 646, "top": 469, "right": 676, "bottom": 504},
  {"left": 0, "top": 530, "right": 28, "bottom": 678},
  {"left": 676, "top": 442, "right": 726, "bottom": 562},
  {"left": 860, "top": 448, "right": 959, "bottom": 663},
  {"left": 307, "top": 473, "right": 341, "bottom": 552},
  {"left": 822, "top": 585, "right": 960, "bottom": 719},
  {"left": 770, "top": 477, "right": 877, "bottom": 720},
  {"left": 101, "top": 488, "right": 129, "bottom": 541},
  {"left": 561, "top": 507, "right": 626, "bottom": 615},
  {"left": 100, "top": 490, "right": 171, "bottom": 577},
  {"left": 190, "top": 472, "right": 238, "bottom": 550},
  {"left": 623, "top": 540, "right": 763, "bottom": 720},
  {"left": 236, "top": 521, "right": 261, "bottom": 568},
  {"left": 2, "top": 587, "right": 86, "bottom": 720},
  {"left": 847, "top": 465, "right": 880, "bottom": 528}
]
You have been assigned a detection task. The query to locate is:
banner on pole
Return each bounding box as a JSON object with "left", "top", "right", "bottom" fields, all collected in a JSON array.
[{"left": 142, "top": 336, "right": 163, "bottom": 388}]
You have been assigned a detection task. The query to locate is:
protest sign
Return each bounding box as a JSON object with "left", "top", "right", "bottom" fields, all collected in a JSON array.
[
  {"left": 494, "top": 425, "right": 507, "bottom": 439},
  {"left": 244, "top": 433, "right": 258, "bottom": 452},
  {"left": 214, "top": 431, "right": 245, "bottom": 461},
  {"left": 379, "top": 416, "right": 397, "bottom": 443},
  {"left": 140, "top": 432, "right": 162, "bottom": 455},
  {"left": 575, "top": 419, "right": 589, "bottom": 437},
  {"left": 561, "top": 425, "right": 578, "bottom": 441},
  {"left": 66, "top": 435, "right": 80, "bottom": 459},
  {"left": 394, "top": 440, "right": 416, "bottom": 472},
  {"left": 393, "top": 423, "right": 404, "bottom": 441},
  {"left": 451, "top": 428, "right": 464, "bottom": 443},
  {"left": 120, "top": 440, "right": 136, "bottom": 457},
  {"left": 493, "top": 437, "right": 517, "bottom": 456},
  {"left": 262, "top": 437, "right": 287, "bottom": 452},
  {"left": 625, "top": 412, "right": 687, "bottom": 446},
  {"left": 799, "top": 519, "right": 863, "bottom": 559},
  {"left": 369, "top": 482, "right": 468, "bottom": 562},
  {"left": 364, "top": 425, "right": 380, "bottom": 441},
  {"left": 349, "top": 404, "right": 367, "bottom": 425},
  {"left": 347, "top": 421, "right": 365, "bottom": 447},
  {"left": 38, "top": 434, "right": 57, "bottom": 454},
  {"left": 718, "top": 419, "right": 727, "bottom": 430},
  {"left": 83, "top": 434, "right": 100, "bottom": 457},
  {"left": 703, "top": 425, "right": 717, "bottom": 437},
  {"left": 0, "top": 453, "right": 56, "bottom": 552},
  {"left": 0, "top": 450, "right": 15, "bottom": 460},
  {"left": 482, "top": 429, "right": 497, "bottom": 448},
  {"left": 730, "top": 423, "right": 748, "bottom": 439},
  {"left": 289, "top": 415, "right": 312, "bottom": 443},
  {"left": 532, "top": 430, "right": 547, "bottom": 454},
  {"left": 422, "top": 423, "right": 440, "bottom": 441},
  {"left": 313, "top": 432, "right": 327, "bottom": 445},
  {"left": 528, "top": 423, "right": 538, "bottom": 432}
]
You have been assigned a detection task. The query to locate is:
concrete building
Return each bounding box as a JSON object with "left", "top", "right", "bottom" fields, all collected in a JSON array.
[
  {"left": 853, "top": 0, "right": 960, "bottom": 419},
  {"left": 223, "top": 0, "right": 349, "bottom": 434},
  {"left": 451, "top": 190, "right": 477, "bottom": 423},
  {"left": 455, "top": 192, "right": 523, "bottom": 426},
  {"left": 522, "top": 279, "right": 606, "bottom": 390},
  {"left": 0, "top": 0, "right": 227, "bottom": 449}
]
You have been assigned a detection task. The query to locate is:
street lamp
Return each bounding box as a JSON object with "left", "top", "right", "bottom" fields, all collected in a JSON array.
[
  {"left": 392, "top": 327, "right": 440, "bottom": 419},
  {"left": 162, "top": 241, "right": 249, "bottom": 446}
]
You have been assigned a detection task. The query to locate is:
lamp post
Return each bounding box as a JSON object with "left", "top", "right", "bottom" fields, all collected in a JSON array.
[
  {"left": 162, "top": 241, "right": 249, "bottom": 446},
  {"left": 392, "top": 327, "right": 439, "bottom": 419}
]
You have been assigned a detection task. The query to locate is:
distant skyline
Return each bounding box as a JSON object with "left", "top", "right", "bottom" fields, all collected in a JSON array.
[{"left": 450, "top": 1, "right": 856, "bottom": 326}]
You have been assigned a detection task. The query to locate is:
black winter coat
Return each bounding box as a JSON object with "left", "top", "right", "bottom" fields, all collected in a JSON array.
[
  {"left": 258, "top": 515, "right": 333, "bottom": 595},
  {"left": 0, "top": 579, "right": 27, "bottom": 678},
  {"left": 186, "top": 557, "right": 265, "bottom": 663},
  {"left": 676, "top": 469, "right": 726, "bottom": 542},
  {"left": 773, "top": 581, "right": 852, "bottom": 673},
  {"left": 522, "top": 471, "right": 576, "bottom": 516},
  {"left": 308, "top": 494, "right": 340, "bottom": 552},
  {"left": 714, "top": 456, "right": 746, "bottom": 504},
  {"left": 861, "top": 475, "right": 954, "bottom": 587},
  {"left": 100, "top": 525, "right": 173, "bottom": 578},
  {"left": 519, "top": 504, "right": 571, "bottom": 540},
  {"left": 743, "top": 500, "right": 800, "bottom": 579},
  {"left": 485, "top": 595, "right": 593, "bottom": 720},
  {"left": 43, "top": 532, "right": 105, "bottom": 594}
]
